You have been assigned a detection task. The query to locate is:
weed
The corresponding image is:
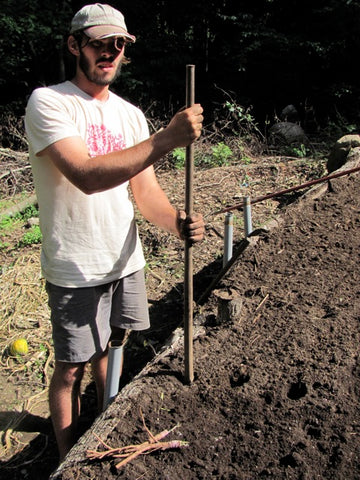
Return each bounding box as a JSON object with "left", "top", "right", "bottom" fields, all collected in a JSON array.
[
  {"left": 0, "top": 215, "right": 21, "bottom": 232},
  {"left": 210, "top": 142, "right": 233, "bottom": 166},
  {"left": 16, "top": 204, "right": 39, "bottom": 221},
  {"left": 285, "top": 144, "right": 308, "bottom": 158},
  {"left": 0, "top": 241, "right": 10, "bottom": 250},
  {"left": 0, "top": 204, "right": 39, "bottom": 237},
  {"left": 171, "top": 147, "right": 186, "bottom": 169},
  {"left": 241, "top": 174, "right": 251, "bottom": 187},
  {"left": 18, "top": 225, "right": 42, "bottom": 247}
]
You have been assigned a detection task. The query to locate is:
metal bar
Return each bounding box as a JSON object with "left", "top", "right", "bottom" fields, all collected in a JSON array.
[
  {"left": 223, "top": 212, "right": 233, "bottom": 266},
  {"left": 212, "top": 164, "right": 360, "bottom": 216},
  {"left": 184, "top": 64, "right": 195, "bottom": 384},
  {"left": 103, "top": 340, "right": 124, "bottom": 410}
]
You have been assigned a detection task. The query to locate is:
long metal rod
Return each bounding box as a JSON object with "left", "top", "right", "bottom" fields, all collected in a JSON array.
[
  {"left": 213, "top": 164, "right": 360, "bottom": 216},
  {"left": 184, "top": 64, "right": 195, "bottom": 383}
]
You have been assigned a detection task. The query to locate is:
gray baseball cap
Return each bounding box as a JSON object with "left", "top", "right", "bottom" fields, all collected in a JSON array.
[{"left": 70, "top": 3, "right": 136, "bottom": 43}]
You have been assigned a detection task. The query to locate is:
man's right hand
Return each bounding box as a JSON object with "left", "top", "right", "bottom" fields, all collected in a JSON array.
[{"left": 164, "top": 104, "right": 204, "bottom": 148}]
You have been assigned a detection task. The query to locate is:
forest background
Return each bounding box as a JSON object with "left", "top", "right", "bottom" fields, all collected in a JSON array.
[{"left": 1, "top": 0, "right": 360, "bottom": 144}]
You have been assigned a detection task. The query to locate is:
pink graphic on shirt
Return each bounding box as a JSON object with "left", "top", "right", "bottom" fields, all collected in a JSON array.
[{"left": 87, "top": 124, "right": 126, "bottom": 156}]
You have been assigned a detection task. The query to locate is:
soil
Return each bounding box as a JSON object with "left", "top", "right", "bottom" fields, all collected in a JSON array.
[{"left": 1, "top": 147, "right": 360, "bottom": 479}]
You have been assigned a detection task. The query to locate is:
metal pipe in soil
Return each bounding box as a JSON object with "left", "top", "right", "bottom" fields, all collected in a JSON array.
[
  {"left": 223, "top": 212, "right": 234, "bottom": 266},
  {"left": 103, "top": 340, "right": 124, "bottom": 410}
]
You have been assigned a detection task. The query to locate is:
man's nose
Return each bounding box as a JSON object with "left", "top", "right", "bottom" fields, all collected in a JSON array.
[{"left": 100, "top": 42, "right": 118, "bottom": 55}]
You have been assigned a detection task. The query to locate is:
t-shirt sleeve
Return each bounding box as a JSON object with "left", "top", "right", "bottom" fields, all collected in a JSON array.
[
  {"left": 137, "top": 110, "right": 150, "bottom": 143},
  {"left": 25, "top": 88, "right": 81, "bottom": 155}
]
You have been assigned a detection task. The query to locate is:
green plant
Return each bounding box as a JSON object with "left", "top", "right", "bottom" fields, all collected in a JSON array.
[
  {"left": 241, "top": 174, "right": 251, "bottom": 187},
  {"left": 18, "top": 225, "right": 42, "bottom": 247},
  {"left": 0, "top": 204, "right": 39, "bottom": 232},
  {"left": 286, "top": 144, "right": 308, "bottom": 158},
  {"left": 171, "top": 147, "right": 186, "bottom": 169},
  {"left": 225, "top": 101, "right": 255, "bottom": 125},
  {"left": 16, "top": 204, "right": 39, "bottom": 221},
  {"left": 0, "top": 215, "right": 21, "bottom": 235},
  {"left": 0, "top": 241, "right": 10, "bottom": 250},
  {"left": 210, "top": 142, "right": 233, "bottom": 166}
]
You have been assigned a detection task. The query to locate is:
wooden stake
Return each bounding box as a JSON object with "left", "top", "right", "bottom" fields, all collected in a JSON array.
[{"left": 184, "top": 64, "right": 195, "bottom": 383}]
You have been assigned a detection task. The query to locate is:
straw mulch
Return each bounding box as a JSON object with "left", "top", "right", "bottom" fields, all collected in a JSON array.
[{"left": 0, "top": 251, "right": 53, "bottom": 459}]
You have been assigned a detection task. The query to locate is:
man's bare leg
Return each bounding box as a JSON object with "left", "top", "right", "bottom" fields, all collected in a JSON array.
[
  {"left": 91, "top": 350, "right": 108, "bottom": 413},
  {"left": 49, "top": 360, "right": 86, "bottom": 463}
]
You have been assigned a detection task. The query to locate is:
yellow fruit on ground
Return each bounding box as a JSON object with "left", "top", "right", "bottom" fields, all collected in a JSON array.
[{"left": 10, "top": 338, "right": 29, "bottom": 355}]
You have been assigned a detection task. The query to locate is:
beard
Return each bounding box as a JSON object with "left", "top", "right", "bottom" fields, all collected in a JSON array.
[{"left": 79, "top": 51, "right": 122, "bottom": 86}]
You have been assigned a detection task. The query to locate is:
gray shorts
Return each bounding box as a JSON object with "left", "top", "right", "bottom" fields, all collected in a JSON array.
[{"left": 46, "top": 269, "right": 150, "bottom": 363}]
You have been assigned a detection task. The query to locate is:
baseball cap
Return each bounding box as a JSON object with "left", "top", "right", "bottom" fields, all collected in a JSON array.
[{"left": 70, "top": 3, "right": 136, "bottom": 43}]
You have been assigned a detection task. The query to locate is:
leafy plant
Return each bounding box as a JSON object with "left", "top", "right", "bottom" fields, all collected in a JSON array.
[
  {"left": 0, "top": 240, "right": 10, "bottom": 250},
  {"left": 171, "top": 147, "right": 186, "bottom": 169},
  {"left": 210, "top": 142, "right": 233, "bottom": 166},
  {"left": 18, "top": 225, "right": 42, "bottom": 247},
  {"left": 285, "top": 144, "right": 308, "bottom": 158},
  {"left": 17, "top": 204, "right": 39, "bottom": 221}
]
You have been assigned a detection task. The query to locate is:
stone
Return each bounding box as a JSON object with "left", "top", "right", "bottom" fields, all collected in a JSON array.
[
  {"left": 327, "top": 134, "right": 360, "bottom": 172},
  {"left": 269, "top": 122, "right": 307, "bottom": 145}
]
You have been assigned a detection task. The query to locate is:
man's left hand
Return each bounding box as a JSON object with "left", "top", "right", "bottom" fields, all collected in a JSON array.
[{"left": 177, "top": 210, "right": 205, "bottom": 244}]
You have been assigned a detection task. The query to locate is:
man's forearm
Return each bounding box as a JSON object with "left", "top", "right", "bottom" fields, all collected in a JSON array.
[{"left": 78, "top": 130, "right": 177, "bottom": 194}]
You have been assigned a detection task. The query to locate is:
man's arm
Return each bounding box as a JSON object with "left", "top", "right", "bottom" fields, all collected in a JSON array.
[
  {"left": 130, "top": 166, "right": 205, "bottom": 243},
  {"left": 39, "top": 105, "right": 203, "bottom": 195}
]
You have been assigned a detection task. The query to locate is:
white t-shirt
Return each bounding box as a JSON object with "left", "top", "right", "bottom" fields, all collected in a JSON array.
[{"left": 25, "top": 81, "right": 148, "bottom": 288}]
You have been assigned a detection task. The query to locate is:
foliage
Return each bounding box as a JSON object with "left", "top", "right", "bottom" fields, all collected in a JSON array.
[
  {"left": 171, "top": 141, "right": 233, "bottom": 169},
  {"left": 1, "top": 0, "right": 360, "bottom": 132},
  {"left": 18, "top": 225, "right": 42, "bottom": 247},
  {"left": 171, "top": 147, "right": 186, "bottom": 169},
  {"left": 285, "top": 144, "right": 308, "bottom": 159},
  {"left": 0, "top": 204, "right": 40, "bottom": 251},
  {"left": 16, "top": 204, "right": 39, "bottom": 221},
  {"left": 209, "top": 142, "right": 233, "bottom": 166}
]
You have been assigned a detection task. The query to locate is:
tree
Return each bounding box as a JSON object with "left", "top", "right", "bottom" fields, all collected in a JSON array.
[{"left": 0, "top": 0, "right": 359, "bottom": 130}]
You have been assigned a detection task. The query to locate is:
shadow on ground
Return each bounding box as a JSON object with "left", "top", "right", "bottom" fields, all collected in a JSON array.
[{"left": 0, "top": 249, "right": 225, "bottom": 480}]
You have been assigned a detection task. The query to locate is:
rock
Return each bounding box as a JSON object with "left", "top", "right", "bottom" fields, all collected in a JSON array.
[
  {"left": 26, "top": 217, "right": 39, "bottom": 227},
  {"left": 281, "top": 104, "right": 300, "bottom": 123},
  {"left": 269, "top": 122, "right": 307, "bottom": 145},
  {"left": 327, "top": 134, "right": 360, "bottom": 172}
]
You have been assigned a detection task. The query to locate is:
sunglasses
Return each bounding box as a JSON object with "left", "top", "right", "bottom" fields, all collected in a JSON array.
[{"left": 87, "top": 36, "right": 127, "bottom": 52}]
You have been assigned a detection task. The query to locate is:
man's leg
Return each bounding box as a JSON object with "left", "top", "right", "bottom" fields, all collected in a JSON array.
[
  {"left": 49, "top": 360, "right": 86, "bottom": 462},
  {"left": 90, "top": 349, "right": 108, "bottom": 413}
]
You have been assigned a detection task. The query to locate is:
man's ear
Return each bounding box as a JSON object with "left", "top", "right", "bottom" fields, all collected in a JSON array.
[{"left": 68, "top": 35, "right": 80, "bottom": 56}]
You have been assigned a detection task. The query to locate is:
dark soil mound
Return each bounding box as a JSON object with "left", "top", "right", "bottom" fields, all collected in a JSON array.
[{"left": 50, "top": 169, "right": 360, "bottom": 479}]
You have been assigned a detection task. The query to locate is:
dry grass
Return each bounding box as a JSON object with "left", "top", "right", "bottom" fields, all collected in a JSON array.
[{"left": 0, "top": 251, "right": 53, "bottom": 459}]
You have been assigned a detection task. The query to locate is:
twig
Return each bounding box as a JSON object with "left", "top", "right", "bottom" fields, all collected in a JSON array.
[
  {"left": 255, "top": 293, "right": 269, "bottom": 311},
  {"left": 42, "top": 341, "right": 53, "bottom": 386},
  {"left": 196, "top": 171, "right": 234, "bottom": 190},
  {"left": 147, "top": 268, "right": 165, "bottom": 287},
  {"left": 0, "top": 165, "right": 32, "bottom": 180},
  {"left": 86, "top": 410, "right": 188, "bottom": 469}
]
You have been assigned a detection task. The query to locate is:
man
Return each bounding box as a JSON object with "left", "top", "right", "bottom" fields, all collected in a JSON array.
[{"left": 25, "top": 3, "right": 204, "bottom": 462}]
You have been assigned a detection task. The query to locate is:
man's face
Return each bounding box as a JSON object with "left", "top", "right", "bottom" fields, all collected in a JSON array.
[{"left": 78, "top": 37, "right": 125, "bottom": 86}]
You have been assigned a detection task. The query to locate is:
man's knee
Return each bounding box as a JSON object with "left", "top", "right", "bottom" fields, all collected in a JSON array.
[{"left": 53, "top": 361, "right": 86, "bottom": 388}]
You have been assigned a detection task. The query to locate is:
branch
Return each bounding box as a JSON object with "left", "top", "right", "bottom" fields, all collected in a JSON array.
[{"left": 86, "top": 409, "right": 188, "bottom": 469}]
